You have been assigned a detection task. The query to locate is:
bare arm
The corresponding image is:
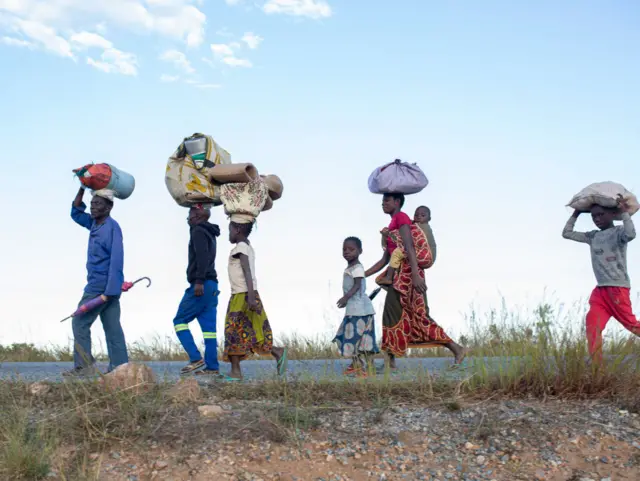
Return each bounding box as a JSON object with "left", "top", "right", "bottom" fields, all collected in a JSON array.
[
  {"left": 337, "top": 277, "right": 363, "bottom": 308},
  {"left": 238, "top": 253, "right": 255, "bottom": 296},
  {"left": 562, "top": 211, "right": 591, "bottom": 244},
  {"left": 365, "top": 251, "right": 390, "bottom": 277},
  {"left": 73, "top": 186, "right": 85, "bottom": 208},
  {"left": 343, "top": 277, "right": 362, "bottom": 301},
  {"left": 399, "top": 224, "right": 427, "bottom": 294},
  {"left": 619, "top": 212, "right": 636, "bottom": 243},
  {"left": 399, "top": 224, "right": 419, "bottom": 275}
]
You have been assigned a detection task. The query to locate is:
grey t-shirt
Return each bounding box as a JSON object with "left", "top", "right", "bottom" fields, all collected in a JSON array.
[{"left": 562, "top": 213, "right": 636, "bottom": 288}]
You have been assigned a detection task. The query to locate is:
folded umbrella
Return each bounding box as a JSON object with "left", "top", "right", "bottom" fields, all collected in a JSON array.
[
  {"left": 59, "top": 277, "right": 151, "bottom": 323},
  {"left": 369, "top": 287, "right": 382, "bottom": 301}
]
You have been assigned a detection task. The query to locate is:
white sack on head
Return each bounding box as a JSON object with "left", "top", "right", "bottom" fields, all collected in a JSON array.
[
  {"left": 368, "top": 159, "right": 428, "bottom": 195},
  {"left": 93, "top": 189, "right": 115, "bottom": 202},
  {"left": 567, "top": 181, "right": 639, "bottom": 216}
]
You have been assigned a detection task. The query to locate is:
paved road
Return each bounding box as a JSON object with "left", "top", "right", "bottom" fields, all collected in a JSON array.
[{"left": 0, "top": 357, "right": 478, "bottom": 383}]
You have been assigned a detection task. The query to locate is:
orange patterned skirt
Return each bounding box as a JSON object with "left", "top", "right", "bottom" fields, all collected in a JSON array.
[{"left": 380, "top": 225, "right": 451, "bottom": 356}]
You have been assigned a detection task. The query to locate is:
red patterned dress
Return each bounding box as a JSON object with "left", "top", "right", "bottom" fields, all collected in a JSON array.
[{"left": 378, "top": 212, "right": 452, "bottom": 356}]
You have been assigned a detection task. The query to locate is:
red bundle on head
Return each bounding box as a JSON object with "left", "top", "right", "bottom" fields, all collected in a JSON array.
[{"left": 73, "top": 163, "right": 112, "bottom": 191}]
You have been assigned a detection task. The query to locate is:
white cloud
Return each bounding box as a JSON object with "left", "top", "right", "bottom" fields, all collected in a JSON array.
[
  {"left": 70, "top": 31, "right": 112, "bottom": 50},
  {"left": 241, "top": 32, "right": 262, "bottom": 49},
  {"left": 223, "top": 56, "right": 251, "bottom": 68},
  {"left": 160, "top": 73, "right": 179, "bottom": 82},
  {"left": 263, "top": 0, "right": 332, "bottom": 19},
  {"left": 210, "top": 41, "right": 252, "bottom": 68},
  {"left": 160, "top": 48, "right": 194, "bottom": 74},
  {"left": 86, "top": 57, "right": 112, "bottom": 73},
  {"left": 224, "top": 0, "right": 242, "bottom": 5},
  {"left": 211, "top": 43, "right": 234, "bottom": 57},
  {"left": 87, "top": 47, "right": 137, "bottom": 76},
  {"left": 1, "top": 36, "right": 34, "bottom": 48},
  {"left": 8, "top": 17, "right": 75, "bottom": 58},
  {"left": 0, "top": 0, "right": 207, "bottom": 47}
]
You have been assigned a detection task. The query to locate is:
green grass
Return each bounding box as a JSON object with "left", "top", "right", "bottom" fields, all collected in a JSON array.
[
  {"left": 2, "top": 301, "right": 638, "bottom": 363},
  {"left": 1, "top": 301, "right": 639, "bottom": 479}
]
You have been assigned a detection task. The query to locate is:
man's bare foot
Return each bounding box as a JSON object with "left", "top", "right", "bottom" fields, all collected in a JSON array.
[{"left": 228, "top": 369, "right": 243, "bottom": 379}]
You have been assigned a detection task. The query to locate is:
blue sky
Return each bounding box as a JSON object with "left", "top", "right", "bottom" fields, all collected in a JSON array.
[{"left": 0, "top": 0, "right": 639, "bottom": 349}]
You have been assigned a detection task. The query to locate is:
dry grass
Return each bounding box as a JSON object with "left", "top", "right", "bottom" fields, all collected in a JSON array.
[{"left": 1, "top": 301, "right": 639, "bottom": 479}]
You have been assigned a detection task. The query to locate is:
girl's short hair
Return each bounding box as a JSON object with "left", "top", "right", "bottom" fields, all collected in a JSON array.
[{"left": 344, "top": 236, "right": 362, "bottom": 250}]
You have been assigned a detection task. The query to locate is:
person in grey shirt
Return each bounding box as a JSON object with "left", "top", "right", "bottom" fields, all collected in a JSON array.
[{"left": 562, "top": 197, "right": 640, "bottom": 361}]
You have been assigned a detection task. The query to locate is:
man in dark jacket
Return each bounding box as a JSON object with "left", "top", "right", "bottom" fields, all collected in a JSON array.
[{"left": 172, "top": 204, "right": 221, "bottom": 375}]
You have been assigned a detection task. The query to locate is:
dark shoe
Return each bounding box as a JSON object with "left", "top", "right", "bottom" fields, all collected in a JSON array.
[
  {"left": 180, "top": 359, "right": 205, "bottom": 375},
  {"left": 62, "top": 365, "right": 97, "bottom": 378}
]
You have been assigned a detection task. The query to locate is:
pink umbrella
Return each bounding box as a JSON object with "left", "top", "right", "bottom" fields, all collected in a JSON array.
[{"left": 59, "top": 277, "right": 151, "bottom": 323}]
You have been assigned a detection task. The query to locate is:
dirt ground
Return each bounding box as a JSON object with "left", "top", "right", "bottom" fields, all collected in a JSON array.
[{"left": 48, "top": 396, "right": 640, "bottom": 481}]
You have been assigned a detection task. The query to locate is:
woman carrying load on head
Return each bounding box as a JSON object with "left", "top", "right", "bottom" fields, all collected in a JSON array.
[{"left": 365, "top": 193, "right": 466, "bottom": 369}]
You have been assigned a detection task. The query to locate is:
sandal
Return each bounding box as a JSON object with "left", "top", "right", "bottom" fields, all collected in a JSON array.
[
  {"left": 344, "top": 366, "right": 367, "bottom": 377},
  {"left": 277, "top": 347, "right": 288, "bottom": 376},
  {"left": 180, "top": 359, "right": 205, "bottom": 375}
]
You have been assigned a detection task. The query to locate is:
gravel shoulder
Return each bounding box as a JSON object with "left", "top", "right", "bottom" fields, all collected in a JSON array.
[{"left": 52, "top": 396, "right": 640, "bottom": 481}]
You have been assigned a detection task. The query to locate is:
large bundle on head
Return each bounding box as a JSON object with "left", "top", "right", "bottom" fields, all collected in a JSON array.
[
  {"left": 219, "top": 173, "right": 283, "bottom": 223},
  {"left": 166, "top": 132, "right": 284, "bottom": 217},
  {"left": 368, "top": 159, "right": 428, "bottom": 195},
  {"left": 73, "top": 163, "right": 136, "bottom": 200},
  {"left": 165, "top": 133, "right": 232, "bottom": 207},
  {"left": 567, "top": 181, "right": 639, "bottom": 216},
  {"left": 221, "top": 178, "right": 270, "bottom": 224}
]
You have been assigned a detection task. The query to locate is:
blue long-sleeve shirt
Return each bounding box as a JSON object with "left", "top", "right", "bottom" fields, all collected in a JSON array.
[{"left": 71, "top": 202, "right": 124, "bottom": 297}]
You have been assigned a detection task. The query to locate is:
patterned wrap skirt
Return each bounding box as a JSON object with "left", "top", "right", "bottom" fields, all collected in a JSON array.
[
  {"left": 381, "top": 224, "right": 452, "bottom": 356},
  {"left": 333, "top": 315, "right": 380, "bottom": 357},
  {"left": 223, "top": 291, "right": 274, "bottom": 362}
]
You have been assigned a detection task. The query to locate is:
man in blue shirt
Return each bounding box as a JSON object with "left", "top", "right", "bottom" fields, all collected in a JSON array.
[{"left": 65, "top": 186, "right": 129, "bottom": 376}]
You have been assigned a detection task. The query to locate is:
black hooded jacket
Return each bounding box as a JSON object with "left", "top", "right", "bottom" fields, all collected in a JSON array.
[{"left": 187, "top": 222, "right": 220, "bottom": 284}]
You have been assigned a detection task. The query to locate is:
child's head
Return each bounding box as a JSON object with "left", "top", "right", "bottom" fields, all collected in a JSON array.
[
  {"left": 188, "top": 204, "right": 211, "bottom": 227},
  {"left": 229, "top": 221, "right": 254, "bottom": 243},
  {"left": 343, "top": 236, "right": 363, "bottom": 263},
  {"left": 591, "top": 205, "right": 617, "bottom": 230},
  {"left": 382, "top": 193, "right": 405, "bottom": 214},
  {"left": 414, "top": 205, "right": 431, "bottom": 224}
]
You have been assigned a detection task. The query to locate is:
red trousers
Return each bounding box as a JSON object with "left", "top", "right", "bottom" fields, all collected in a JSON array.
[{"left": 586, "top": 286, "right": 640, "bottom": 358}]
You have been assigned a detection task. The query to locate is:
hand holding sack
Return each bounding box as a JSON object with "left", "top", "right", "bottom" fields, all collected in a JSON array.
[
  {"left": 567, "top": 181, "right": 639, "bottom": 217},
  {"left": 368, "top": 159, "right": 428, "bottom": 195},
  {"left": 73, "top": 163, "right": 136, "bottom": 200}
]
